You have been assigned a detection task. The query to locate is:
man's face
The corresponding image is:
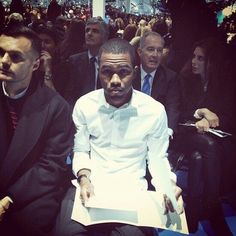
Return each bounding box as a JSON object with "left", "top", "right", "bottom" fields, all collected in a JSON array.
[
  {"left": 99, "top": 52, "right": 135, "bottom": 108},
  {"left": 85, "top": 23, "right": 105, "bottom": 49},
  {"left": 0, "top": 35, "right": 39, "bottom": 87},
  {"left": 138, "top": 35, "right": 164, "bottom": 73}
]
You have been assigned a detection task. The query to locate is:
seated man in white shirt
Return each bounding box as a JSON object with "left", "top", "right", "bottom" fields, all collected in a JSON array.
[{"left": 54, "top": 38, "right": 182, "bottom": 236}]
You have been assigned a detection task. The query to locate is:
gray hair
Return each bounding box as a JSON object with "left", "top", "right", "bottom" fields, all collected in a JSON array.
[
  {"left": 139, "top": 31, "right": 164, "bottom": 48},
  {"left": 86, "top": 17, "right": 109, "bottom": 41}
]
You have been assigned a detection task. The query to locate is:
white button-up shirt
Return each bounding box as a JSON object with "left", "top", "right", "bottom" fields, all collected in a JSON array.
[{"left": 72, "top": 89, "right": 176, "bottom": 191}]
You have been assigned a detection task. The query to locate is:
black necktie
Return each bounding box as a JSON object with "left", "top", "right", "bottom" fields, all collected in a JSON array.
[{"left": 90, "top": 57, "right": 101, "bottom": 89}]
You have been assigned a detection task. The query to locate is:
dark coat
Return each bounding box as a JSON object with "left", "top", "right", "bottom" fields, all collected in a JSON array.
[
  {"left": 179, "top": 73, "right": 235, "bottom": 134},
  {"left": 64, "top": 51, "right": 97, "bottom": 106},
  {"left": 133, "top": 65, "right": 181, "bottom": 133},
  {"left": 0, "top": 77, "right": 74, "bottom": 235}
]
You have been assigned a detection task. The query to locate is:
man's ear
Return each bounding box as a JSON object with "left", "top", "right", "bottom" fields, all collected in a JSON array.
[
  {"left": 32, "top": 58, "right": 40, "bottom": 71},
  {"left": 132, "top": 65, "right": 138, "bottom": 79},
  {"left": 137, "top": 47, "right": 142, "bottom": 57}
]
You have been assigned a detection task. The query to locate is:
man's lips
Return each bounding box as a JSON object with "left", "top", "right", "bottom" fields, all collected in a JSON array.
[
  {"left": 0, "top": 69, "right": 13, "bottom": 76},
  {"left": 109, "top": 88, "right": 123, "bottom": 94},
  {"left": 149, "top": 60, "right": 158, "bottom": 64}
]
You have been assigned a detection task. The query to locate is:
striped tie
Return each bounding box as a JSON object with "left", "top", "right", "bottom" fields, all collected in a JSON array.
[{"left": 142, "top": 74, "right": 151, "bottom": 95}]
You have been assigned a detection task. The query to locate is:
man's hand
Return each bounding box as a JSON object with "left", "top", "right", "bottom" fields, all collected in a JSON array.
[
  {"left": 163, "top": 183, "right": 183, "bottom": 215},
  {"left": 79, "top": 178, "right": 95, "bottom": 203},
  {"left": 195, "top": 118, "right": 210, "bottom": 133},
  {"left": 0, "top": 197, "right": 12, "bottom": 222}
]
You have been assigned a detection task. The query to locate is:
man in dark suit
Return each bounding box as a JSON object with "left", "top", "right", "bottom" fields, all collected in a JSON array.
[
  {"left": 134, "top": 31, "right": 180, "bottom": 137},
  {"left": 64, "top": 17, "right": 109, "bottom": 106},
  {"left": 0, "top": 26, "right": 74, "bottom": 235}
]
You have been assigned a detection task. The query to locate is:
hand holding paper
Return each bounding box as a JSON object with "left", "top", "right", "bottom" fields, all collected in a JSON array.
[
  {"left": 79, "top": 179, "right": 95, "bottom": 203},
  {"left": 163, "top": 183, "right": 183, "bottom": 215}
]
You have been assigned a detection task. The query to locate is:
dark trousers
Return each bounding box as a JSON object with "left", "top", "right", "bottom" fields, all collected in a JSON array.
[
  {"left": 172, "top": 129, "right": 234, "bottom": 234},
  {"left": 53, "top": 186, "right": 156, "bottom": 236}
]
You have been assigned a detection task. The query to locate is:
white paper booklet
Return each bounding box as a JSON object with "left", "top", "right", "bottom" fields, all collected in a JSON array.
[{"left": 71, "top": 181, "right": 189, "bottom": 234}]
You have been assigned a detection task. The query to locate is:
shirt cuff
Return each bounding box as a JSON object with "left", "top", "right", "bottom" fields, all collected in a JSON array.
[
  {"left": 168, "top": 128, "right": 173, "bottom": 139},
  {"left": 72, "top": 152, "right": 91, "bottom": 177}
]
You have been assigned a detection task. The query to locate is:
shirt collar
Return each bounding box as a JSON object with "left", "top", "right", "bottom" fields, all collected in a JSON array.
[
  {"left": 140, "top": 65, "right": 156, "bottom": 81},
  {"left": 98, "top": 88, "right": 138, "bottom": 111},
  {"left": 88, "top": 51, "right": 98, "bottom": 62},
  {"left": 2, "top": 82, "right": 28, "bottom": 99}
]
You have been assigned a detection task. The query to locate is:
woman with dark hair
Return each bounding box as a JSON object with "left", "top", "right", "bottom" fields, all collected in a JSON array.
[
  {"left": 33, "top": 24, "right": 68, "bottom": 95},
  {"left": 57, "top": 18, "right": 86, "bottom": 61},
  {"left": 174, "top": 38, "right": 235, "bottom": 235}
]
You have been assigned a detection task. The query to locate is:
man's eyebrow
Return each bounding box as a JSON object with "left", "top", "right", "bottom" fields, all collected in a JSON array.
[
  {"left": 101, "top": 64, "right": 132, "bottom": 69},
  {"left": 9, "top": 50, "right": 23, "bottom": 55},
  {"left": 0, "top": 47, "right": 23, "bottom": 56}
]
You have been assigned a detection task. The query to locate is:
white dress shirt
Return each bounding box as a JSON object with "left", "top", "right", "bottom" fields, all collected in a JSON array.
[{"left": 72, "top": 89, "right": 176, "bottom": 192}]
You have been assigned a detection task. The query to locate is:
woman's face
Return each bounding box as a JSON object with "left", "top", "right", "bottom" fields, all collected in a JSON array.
[
  {"left": 39, "top": 33, "right": 56, "bottom": 56},
  {"left": 192, "top": 46, "right": 205, "bottom": 78}
]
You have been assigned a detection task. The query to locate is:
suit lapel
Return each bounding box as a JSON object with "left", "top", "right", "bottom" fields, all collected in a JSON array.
[
  {"left": 80, "top": 53, "right": 95, "bottom": 93},
  {"left": 0, "top": 84, "right": 49, "bottom": 188},
  {"left": 0, "top": 91, "right": 9, "bottom": 168},
  {"left": 151, "top": 66, "right": 164, "bottom": 99},
  {"left": 133, "top": 67, "right": 141, "bottom": 90}
]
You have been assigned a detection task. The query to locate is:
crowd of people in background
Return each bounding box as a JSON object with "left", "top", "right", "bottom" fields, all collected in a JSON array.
[{"left": 0, "top": 0, "right": 236, "bottom": 235}]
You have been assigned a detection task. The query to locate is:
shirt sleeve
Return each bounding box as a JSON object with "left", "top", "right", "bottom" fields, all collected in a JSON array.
[
  {"left": 146, "top": 106, "right": 176, "bottom": 192},
  {"left": 72, "top": 101, "right": 91, "bottom": 177}
]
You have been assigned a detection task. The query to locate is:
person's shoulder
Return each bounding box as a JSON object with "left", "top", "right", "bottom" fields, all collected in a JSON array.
[
  {"left": 69, "top": 51, "right": 87, "bottom": 61},
  {"left": 38, "top": 83, "right": 70, "bottom": 110},
  {"left": 159, "top": 64, "right": 177, "bottom": 77},
  {"left": 74, "top": 89, "right": 102, "bottom": 108},
  {"left": 133, "top": 89, "right": 165, "bottom": 111}
]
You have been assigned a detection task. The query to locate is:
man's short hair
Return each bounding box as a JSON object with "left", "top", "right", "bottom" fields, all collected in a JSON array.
[
  {"left": 139, "top": 31, "right": 164, "bottom": 48},
  {"left": 2, "top": 26, "right": 42, "bottom": 58},
  {"left": 98, "top": 38, "right": 136, "bottom": 67},
  {"left": 86, "top": 17, "right": 109, "bottom": 41}
]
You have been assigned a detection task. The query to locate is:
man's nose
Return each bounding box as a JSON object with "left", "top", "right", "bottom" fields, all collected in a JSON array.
[
  {"left": 1, "top": 53, "right": 11, "bottom": 69},
  {"left": 110, "top": 73, "right": 121, "bottom": 85}
]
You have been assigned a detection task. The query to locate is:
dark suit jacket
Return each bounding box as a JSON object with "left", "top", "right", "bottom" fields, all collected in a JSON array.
[
  {"left": 133, "top": 65, "right": 180, "bottom": 133},
  {"left": 64, "top": 51, "right": 97, "bottom": 106},
  {"left": 0, "top": 77, "right": 74, "bottom": 235}
]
